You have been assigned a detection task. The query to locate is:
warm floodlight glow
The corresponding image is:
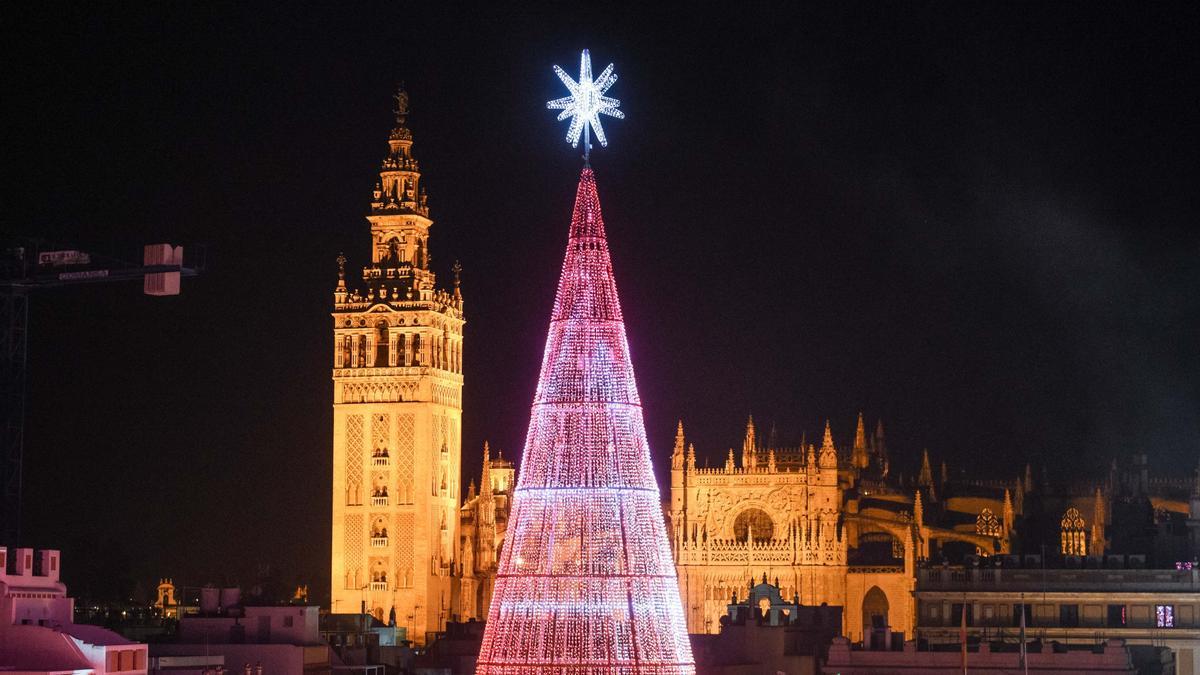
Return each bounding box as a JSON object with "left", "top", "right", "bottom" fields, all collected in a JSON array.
[{"left": 546, "top": 49, "right": 625, "bottom": 156}]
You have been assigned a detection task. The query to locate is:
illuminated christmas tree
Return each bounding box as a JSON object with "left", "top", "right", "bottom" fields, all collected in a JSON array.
[{"left": 475, "top": 51, "right": 695, "bottom": 674}]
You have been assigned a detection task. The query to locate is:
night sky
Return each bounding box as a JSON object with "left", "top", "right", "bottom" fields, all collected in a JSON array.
[{"left": 6, "top": 4, "right": 1197, "bottom": 604}]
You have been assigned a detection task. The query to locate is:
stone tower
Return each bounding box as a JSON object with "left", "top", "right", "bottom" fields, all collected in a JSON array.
[{"left": 330, "top": 89, "right": 464, "bottom": 645}]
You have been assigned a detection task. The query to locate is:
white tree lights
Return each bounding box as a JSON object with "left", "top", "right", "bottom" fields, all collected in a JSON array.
[
  {"left": 473, "top": 166, "right": 695, "bottom": 669},
  {"left": 546, "top": 49, "right": 625, "bottom": 158}
]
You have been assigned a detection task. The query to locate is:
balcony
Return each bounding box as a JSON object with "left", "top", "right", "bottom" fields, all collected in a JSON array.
[
  {"left": 372, "top": 456, "right": 390, "bottom": 467},
  {"left": 369, "top": 582, "right": 387, "bottom": 592},
  {"left": 371, "top": 496, "right": 389, "bottom": 507},
  {"left": 371, "top": 536, "right": 388, "bottom": 548}
]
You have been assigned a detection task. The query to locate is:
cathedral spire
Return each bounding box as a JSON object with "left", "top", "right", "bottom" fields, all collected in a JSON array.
[
  {"left": 686, "top": 442, "right": 696, "bottom": 471},
  {"left": 852, "top": 411, "right": 869, "bottom": 469},
  {"left": 913, "top": 489, "right": 924, "bottom": 528},
  {"left": 480, "top": 441, "right": 492, "bottom": 497},
  {"left": 819, "top": 420, "right": 837, "bottom": 469},
  {"left": 743, "top": 415, "right": 757, "bottom": 470},
  {"left": 672, "top": 419, "right": 686, "bottom": 471},
  {"left": 918, "top": 449, "right": 934, "bottom": 487},
  {"left": 1002, "top": 489, "right": 1014, "bottom": 535}
]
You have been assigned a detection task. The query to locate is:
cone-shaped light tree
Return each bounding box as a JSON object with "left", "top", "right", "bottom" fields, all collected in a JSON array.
[{"left": 474, "top": 166, "right": 695, "bottom": 673}]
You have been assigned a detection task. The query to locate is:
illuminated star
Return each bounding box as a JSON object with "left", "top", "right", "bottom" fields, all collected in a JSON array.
[{"left": 546, "top": 49, "right": 624, "bottom": 154}]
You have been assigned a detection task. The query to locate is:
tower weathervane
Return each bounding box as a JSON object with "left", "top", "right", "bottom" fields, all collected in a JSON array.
[
  {"left": 393, "top": 83, "right": 410, "bottom": 123},
  {"left": 546, "top": 49, "right": 624, "bottom": 161}
]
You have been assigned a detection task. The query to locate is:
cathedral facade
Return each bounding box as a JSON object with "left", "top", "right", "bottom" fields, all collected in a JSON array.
[
  {"left": 330, "top": 92, "right": 464, "bottom": 645},
  {"left": 669, "top": 416, "right": 922, "bottom": 642}
]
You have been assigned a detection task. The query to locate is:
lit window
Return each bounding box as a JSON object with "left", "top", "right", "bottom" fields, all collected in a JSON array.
[{"left": 1156, "top": 605, "right": 1174, "bottom": 628}]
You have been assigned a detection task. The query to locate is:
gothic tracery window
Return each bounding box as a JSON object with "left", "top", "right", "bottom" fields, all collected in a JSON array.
[
  {"left": 975, "top": 508, "right": 1002, "bottom": 537},
  {"left": 732, "top": 508, "right": 774, "bottom": 543},
  {"left": 1061, "top": 507, "right": 1087, "bottom": 556}
]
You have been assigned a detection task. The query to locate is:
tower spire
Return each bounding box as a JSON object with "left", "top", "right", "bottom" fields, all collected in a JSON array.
[{"left": 475, "top": 166, "right": 693, "bottom": 672}]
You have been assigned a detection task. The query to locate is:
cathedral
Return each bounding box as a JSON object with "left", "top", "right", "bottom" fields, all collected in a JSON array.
[
  {"left": 331, "top": 92, "right": 1200, "bottom": 648},
  {"left": 454, "top": 414, "right": 1200, "bottom": 644},
  {"left": 329, "top": 90, "right": 464, "bottom": 645}
]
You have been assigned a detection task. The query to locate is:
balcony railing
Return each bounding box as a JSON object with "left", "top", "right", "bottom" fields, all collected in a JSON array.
[
  {"left": 371, "top": 496, "right": 389, "bottom": 507},
  {"left": 369, "top": 582, "right": 387, "bottom": 591},
  {"left": 371, "top": 537, "right": 388, "bottom": 548},
  {"left": 372, "top": 456, "right": 390, "bottom": 467}
]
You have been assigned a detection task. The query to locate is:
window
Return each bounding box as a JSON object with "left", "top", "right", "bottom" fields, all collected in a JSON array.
[
  {"left": 1107, "top": 604, "right": 1126, "bottom": 627},
  {"left": 1060, "top": 604, "right": 1079, "bottom": 627},
  {"left": 1060, "top": 507, "right": 1087, "bottom": 555},
  {"left": 976, "top": 508, "right": 1002, "bottom": 537},
  {"left": 1156, "top": 605, "right": 1175, "bottom": 628},
  {"left": 1012, "top": 604, "right": 1032, "bottom": 627}
]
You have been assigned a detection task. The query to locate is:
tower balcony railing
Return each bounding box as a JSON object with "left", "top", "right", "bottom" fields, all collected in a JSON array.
[
  {"left": 371, "top": 536, "right": 388, "bottom": 548},
  {"left": 373, "top": 456, "right": 390, "bottom": 467},
  {"left": 371, "top": 496, "right": 389, "bottom": 507},
  {"left": 369, "top": 581, "right": 388, "bottom": 592}
]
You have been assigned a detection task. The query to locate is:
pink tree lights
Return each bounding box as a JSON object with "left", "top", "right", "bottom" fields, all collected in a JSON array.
[{"left": 475, "top": 167, "right": 695, "bottom": 674}]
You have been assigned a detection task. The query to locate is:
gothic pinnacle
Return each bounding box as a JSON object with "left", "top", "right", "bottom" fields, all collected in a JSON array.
[{"left": 672, "top": 420, "right": 685, "bottom": 469}]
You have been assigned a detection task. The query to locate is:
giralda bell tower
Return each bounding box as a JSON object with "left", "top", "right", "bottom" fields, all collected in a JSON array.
[{"left": 330, "top": 89, "right": 464, "bottom": 644}]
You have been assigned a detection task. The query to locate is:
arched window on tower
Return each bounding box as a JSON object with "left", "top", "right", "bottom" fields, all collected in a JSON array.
[
  {"left": 384, "top": 237, "right": 402, "bottom": 266},
  {"left": 375, "top": 321, "right": 389, "bottom": 367},
  {"left": 1061, "top": 507, "right": 1087, "bottom": 556},
  {"left": 412, "top": 333, "right": 422, "bottom": 366}
]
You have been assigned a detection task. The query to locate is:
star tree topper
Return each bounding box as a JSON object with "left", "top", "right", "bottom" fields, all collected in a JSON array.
[{"left": 546, "top": 49, "right": 624, "bottom": 160}]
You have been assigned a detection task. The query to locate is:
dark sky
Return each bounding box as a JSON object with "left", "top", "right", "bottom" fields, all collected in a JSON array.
[{"left": 5, "top": 4, "right": 1197, "bottom": 602}]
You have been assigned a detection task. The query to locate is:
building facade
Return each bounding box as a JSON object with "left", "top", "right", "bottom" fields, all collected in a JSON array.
[
  {"left": 456, "top": 442, "right": 514, "bottom": 623},
  {"left": 916, "top": 557, "right": 1200, "bottom": 674},
  {"left": 0, "top": 547, "right": 148, "bottom": 674},
  {"left": 330, "top": 90, "right": 465, "bottom": 645},
  {"left": 668, "top": 416, "right": 927, "bottom": 642}
]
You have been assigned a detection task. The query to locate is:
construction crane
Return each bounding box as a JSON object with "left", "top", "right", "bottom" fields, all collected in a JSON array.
[{"left": 0, "top": 238, "right": 204, "bottom": 545}]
